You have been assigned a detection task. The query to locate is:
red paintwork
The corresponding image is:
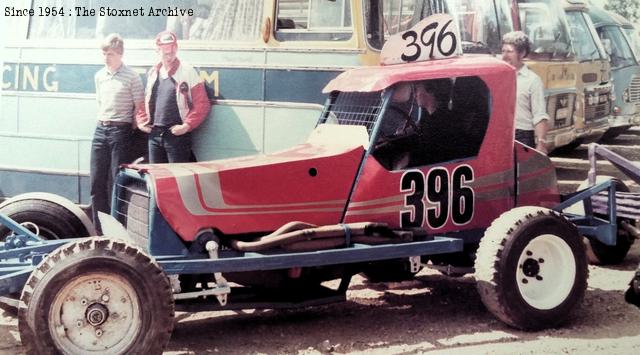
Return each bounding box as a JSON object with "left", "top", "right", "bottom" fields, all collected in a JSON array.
[
  {"left": 343, "top": 57, "right": 519, "bottom": 232},
  {"left": 514, "top": 143, "right": 561, "bottom": 209},
  {"left": 135, "top": 143, "right": 364, "bottom": 240},
  {"left": 127, "top": 55, "right": 561, "bottom": 242},
  {"left": 323, "top": 55, "right": 514, "bottom": 93}
]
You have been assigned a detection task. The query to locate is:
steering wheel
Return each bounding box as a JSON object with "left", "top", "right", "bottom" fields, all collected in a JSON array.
[{"left": 386, "top": 106, "right": 419, "bottom": 136}]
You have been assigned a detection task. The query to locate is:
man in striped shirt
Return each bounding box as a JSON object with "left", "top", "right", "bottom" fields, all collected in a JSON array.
[{"left": 92, "top": 33, "right": 144, "bottom": 234}]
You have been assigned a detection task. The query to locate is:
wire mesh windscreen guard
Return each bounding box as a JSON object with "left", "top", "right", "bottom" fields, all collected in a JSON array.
[{"left": 317, "top": 91, "right": 384, "bottom": 136}]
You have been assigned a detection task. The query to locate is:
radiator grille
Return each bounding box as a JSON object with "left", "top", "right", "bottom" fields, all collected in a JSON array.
[
  {"left": 114, "top": 179, "right": 149, "bottom": 249},
  {"left": 549, "top": 94, "right": 573, "bottom": 129},
  {"left": 584, "top": 89, "right": 611, "bottom": 122},
  {"left": 629, "top": 75, "right": 640, "bottom": 104}
]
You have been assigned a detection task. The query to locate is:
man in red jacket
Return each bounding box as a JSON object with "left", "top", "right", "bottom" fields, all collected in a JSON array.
[{"left": 137, "top": 31, "right": 211, "bottom": 163}]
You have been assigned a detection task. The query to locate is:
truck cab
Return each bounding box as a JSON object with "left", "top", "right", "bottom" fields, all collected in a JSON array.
[
  {"left": 563, "top": 0, "right": 612, "bottom": 145},
  {"left": 518, "top": 0, "right": 579, "bottom": 151},
  {"left": 588, "top": 6, "right": 640, "bottom": 139}
]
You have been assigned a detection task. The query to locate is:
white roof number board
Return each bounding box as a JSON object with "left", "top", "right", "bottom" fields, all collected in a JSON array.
[{"left": 380, "top": 13, "right": 462, "bottom": 65}]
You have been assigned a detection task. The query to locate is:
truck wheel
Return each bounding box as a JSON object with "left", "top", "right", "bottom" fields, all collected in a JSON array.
[
  {"left": 18, "top": 238, "right": 174, "bottom": 355},
  {"left": 0, "top": 199, "right": 90, "bottom": 240},
  {"left": 475, "top": 207, "right": 588, "bottom": 330}
]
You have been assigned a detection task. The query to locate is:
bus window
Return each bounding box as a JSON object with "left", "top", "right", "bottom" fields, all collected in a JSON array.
[
  {"left": 28, "top": 0, "right": 264, "bottom": 42},
  {"left": 447, "top": 0, "right": 514, "bottom": 54},
  {"left": 379, "top": 0, "right": 419, "bottom": 37},
  {"left": 275, "top": 0, "right": 353, "bottom": 41},
  {"left": 365, "top": 0, "right": 514, "bottom": 55},
  {"left": 180, "top": 1, "right": 264, "bottom": 41}
]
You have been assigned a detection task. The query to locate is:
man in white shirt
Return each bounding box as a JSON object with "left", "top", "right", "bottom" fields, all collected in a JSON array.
[{"left": 501, "top": 31, "right": 549, "bottom": 154}]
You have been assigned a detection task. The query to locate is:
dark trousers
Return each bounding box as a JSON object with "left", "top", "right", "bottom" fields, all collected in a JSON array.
[
  {"left": 149, "top": 126, "right": 192, "bottom": 163},
  {"left": 90, "top": 125, "right": 132, "bottom": 234},
  {"left": 130, "top": 129, "right": 150, "bottom": 163},
  {"left": 515, "top": 129, "right": 535, "bottom": 148}
]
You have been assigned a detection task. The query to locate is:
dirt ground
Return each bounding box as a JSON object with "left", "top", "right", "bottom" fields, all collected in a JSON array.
[
  {"left": 2, "top": 130, "right": 640, "bottom": 354},
  {"left": 1, "top": 242, "right": 639, "bottom": 355}
]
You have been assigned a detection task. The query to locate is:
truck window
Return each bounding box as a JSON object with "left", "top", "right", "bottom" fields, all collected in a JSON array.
[
  {"left": 27, "top": 0, "right": 263, "bottom": 42},
  {"left": 373, "top": 76, "right": 490, "bottom": 170},
  {"left": 565, "top": 11, "right": 602, "bottom": 62},
  {"left": 623, "top": 27, "right": 640, "bottom": 58},
  {"left": 275, "top": 0, "right": 353, "bottom": 41},
  {"left": 598, "top": 26, "right": 638, "bottom": 70},
  {"left": 519, "top": 2, "right": 573, "bottom": 59}
]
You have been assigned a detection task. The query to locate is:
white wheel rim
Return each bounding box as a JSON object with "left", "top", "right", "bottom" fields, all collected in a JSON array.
[
  {"left": 516, "top": 234, "right": 576, "bottom": 310},
  {"left": 49, "top": 272, "right": 141, "bottom": 354}
]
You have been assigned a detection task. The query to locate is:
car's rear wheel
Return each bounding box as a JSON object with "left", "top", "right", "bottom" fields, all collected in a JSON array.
[{"left": 475, "top": 207, "right": 588, "bottom": 330}]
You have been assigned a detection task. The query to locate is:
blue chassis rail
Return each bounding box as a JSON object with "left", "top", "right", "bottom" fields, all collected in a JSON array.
[
  {"left": 1, "top": 209, "right": 464, "bottom": 295},
  {"left": 554, "top": 179, "right": 617, "bottom": 246}
]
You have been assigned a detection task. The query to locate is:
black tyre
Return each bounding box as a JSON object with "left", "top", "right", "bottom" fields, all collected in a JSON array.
[
  {"left": 626, "top": 267, "right": 640, "bottom": 308},
  {"left": 362, "top": 258, "right": 421, "bottom": 282},
  {"left": 550, "top": 139, "right": 581, "bottom": 155},
  {"left": 585, "top": 177, "right": 635, "bottom": 265},
  {"left": 0, "top": 199, "right": 90, "bottom": 241},
  {"left": 475, "top": 207, "right": 588, "bottom": 330},
  {"left": 587, "top": 222, "right": 635, "bottom": 265},
  {"left": 18, "top": 238, "right": 174, "bottom": 355},
  {"left": 599, "top": 126, "right": 629, "bottom": 142}
]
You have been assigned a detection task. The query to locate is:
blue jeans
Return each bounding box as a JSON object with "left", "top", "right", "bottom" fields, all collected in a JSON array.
[
  {"left": 149, "top": 126, "right": 192, "bottom": 163},
  {"left": 90, "top": 125, "right": 132, "bottom": 233}
]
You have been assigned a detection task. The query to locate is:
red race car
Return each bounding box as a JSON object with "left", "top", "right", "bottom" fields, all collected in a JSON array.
[{"left": 5, "top": 15, "right": 633, "bottom": 354}]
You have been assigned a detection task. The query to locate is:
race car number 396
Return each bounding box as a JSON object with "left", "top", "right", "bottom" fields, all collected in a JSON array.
[
  {"left": 380, "top": 13, "right": 462, "bottom": 65},
  {"left": 400, "top": 165, "right": 474, "bottom": 229}
]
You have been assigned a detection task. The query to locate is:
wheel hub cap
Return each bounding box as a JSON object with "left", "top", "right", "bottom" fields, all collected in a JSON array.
[
  {"left": 522, "top": 258, "right": 540, "bottom": 277},
  {"left": 86, "top": 303, "right": 109, "bottom": 326},
  {"left": 50, "top": 273, "right": 141, "bottom": 353}
]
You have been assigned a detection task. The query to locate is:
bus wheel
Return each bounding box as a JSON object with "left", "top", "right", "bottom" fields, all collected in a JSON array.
[
  {"left": 18, "top": 238, "right": 174, "bottom": 355},
  {"left": 0, "top": 199, "right": 90, "bottom": 240},
  {"left": 475, "top": 207, "right": 588, "bottom": 330}
]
